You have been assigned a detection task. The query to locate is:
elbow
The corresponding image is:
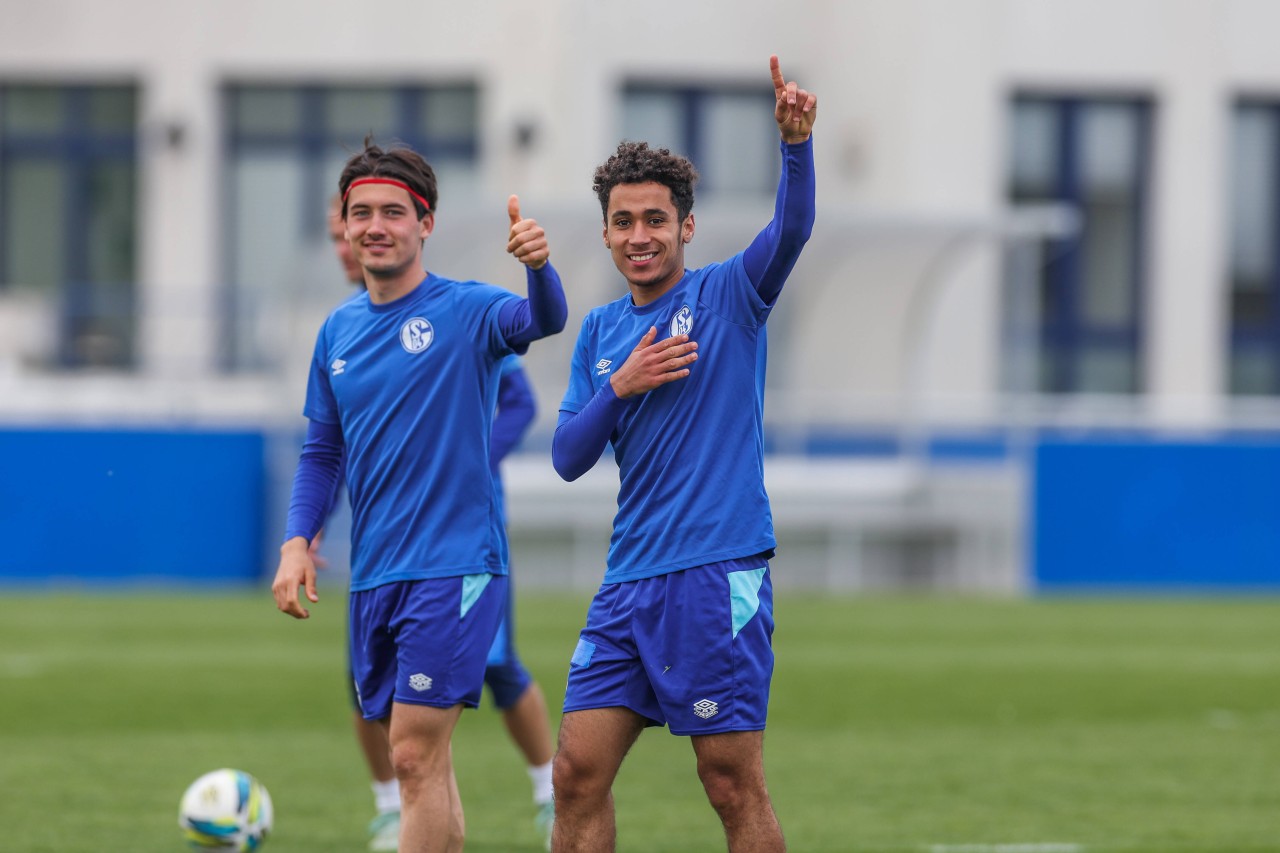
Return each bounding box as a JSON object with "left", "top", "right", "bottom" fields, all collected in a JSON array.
[
  {"left": 551, "top": 435, "right": 587, "bottom": 482},
  {"left": 551, "top": 449, "right": 585, "bottom": 482}
]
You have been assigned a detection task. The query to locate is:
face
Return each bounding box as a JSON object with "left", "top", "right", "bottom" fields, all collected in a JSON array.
[
  {"left": 327, "top": 205, "right": 364, "bottom": 285},
  {"left": 343, "top": 182, "right": 433, "bottom": 282},
  {"left": 603, "top": 181, "right": 694, "bottom": 302}
]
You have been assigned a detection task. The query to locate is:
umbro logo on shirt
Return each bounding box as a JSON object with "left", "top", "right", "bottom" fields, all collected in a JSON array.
[
  {"left": 595, "top": 359, "right": 613, "bottom": 375},
  {"left": 331, "top": 359, "right": 346, "bottom": 376}
]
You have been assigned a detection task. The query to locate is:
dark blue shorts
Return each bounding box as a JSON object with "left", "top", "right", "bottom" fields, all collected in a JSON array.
[
  {"left": 483, "top": 573, "right": 532, "bottom": 710},
  {"left": 562, "top": 556, "right": 775, "bottom": 736},
  {"left": 349, "top": 574, "right": 507, "bottom": 720}
]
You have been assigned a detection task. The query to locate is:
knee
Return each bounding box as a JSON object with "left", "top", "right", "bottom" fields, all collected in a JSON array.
[
  {"left": 389, "top": 739, "right": 424, "bottom": 782},
  {"left": 552, "top": 748, "right": 602, "bottom": 804},
  {"left": 697, "top": 763, "right": 760, "bottom": 818},
  {"left": 389, "top": 738, "right": 447, "bottom": 786}
]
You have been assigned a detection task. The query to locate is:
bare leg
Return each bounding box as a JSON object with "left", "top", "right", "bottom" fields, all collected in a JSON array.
[
  {"left": 691, "top": 730, "right": 785, "bottom": 853},
  {"left": 550, "top": 707, "right": 646, "bottom": 853},
  {"left": 355, "top": 712, "right": 396, "bottom": 782},
  {"left": 389, "top": 702, "right": 465, "bottom": 853},
  {"left": 501, "top": 682, "right": 554, "bottom": 767}
]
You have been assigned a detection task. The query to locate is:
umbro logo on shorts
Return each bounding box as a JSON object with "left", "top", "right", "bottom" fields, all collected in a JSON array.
[
  {"left": 692, "top": 699, "right": 719, "bottom": 719},
  {"left": 408, "top": 673, "right": 433, "bottom": 692}
]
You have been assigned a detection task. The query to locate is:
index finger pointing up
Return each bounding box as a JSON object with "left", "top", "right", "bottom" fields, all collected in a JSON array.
[
  {"left": 770, "top": 54, "right": 786, "bottom": 97},
  {"left": 508, "top": 194, "right": 521, "bottom": 226}
]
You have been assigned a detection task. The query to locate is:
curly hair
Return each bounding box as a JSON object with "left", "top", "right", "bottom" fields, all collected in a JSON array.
[
  {"left": 338, "top": 134, "right": 438, "bottom": 219},
  {"left": 592, "top": 141, "right": 699, "bottom": 222}
]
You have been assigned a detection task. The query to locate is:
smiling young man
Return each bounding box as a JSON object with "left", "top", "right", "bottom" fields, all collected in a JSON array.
[
  {"left": 271, "top": 139, "right": 567, "bottom": 853},
  {"left": 548, "top": 56, "right": 817, "bottom": 853}
]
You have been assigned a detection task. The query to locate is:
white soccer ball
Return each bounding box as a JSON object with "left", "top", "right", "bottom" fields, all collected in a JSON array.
[{"left": 178, "top": 768, "right": 274, "bottom": 851}]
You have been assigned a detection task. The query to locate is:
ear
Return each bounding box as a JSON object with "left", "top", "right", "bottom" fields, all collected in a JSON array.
[
  {"left": 682, "top": 213, "right": 695, "bottom": 244},
  {"left": 419, "top": 212, "right": 435, "bottom": 240},
  {"left": 602, "top": 224, "right": 610, "bottom": 249}
]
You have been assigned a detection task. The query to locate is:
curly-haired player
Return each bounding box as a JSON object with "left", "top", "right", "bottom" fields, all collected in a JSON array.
[{"left": 549, "top": 55, "right": 817, "bottom": 853}]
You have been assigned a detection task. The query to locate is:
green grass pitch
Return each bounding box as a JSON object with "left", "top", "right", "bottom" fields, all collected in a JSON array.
[{"left": 0, "top": 590, "right": 1277, "bottom": 852}]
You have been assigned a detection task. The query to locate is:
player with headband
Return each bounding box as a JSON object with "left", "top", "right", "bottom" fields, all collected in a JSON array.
[{"left": 273, "top": 136, "right": 568, "bottom": 853}]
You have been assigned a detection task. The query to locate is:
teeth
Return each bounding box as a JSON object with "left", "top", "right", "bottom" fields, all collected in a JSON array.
[{"left": 629, "top": 253, "right": 656, "bottom": 262}]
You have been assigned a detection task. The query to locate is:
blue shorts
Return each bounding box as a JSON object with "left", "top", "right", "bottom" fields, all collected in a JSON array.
[
  {"left": 562, "top": 556, "right": 775, "bottom": 736},
  {"left": 484, "top": 572, "right": 532, "bottom": 710},
  {"left": 349, "top": 574, "right": 507, "bottom": 720}
]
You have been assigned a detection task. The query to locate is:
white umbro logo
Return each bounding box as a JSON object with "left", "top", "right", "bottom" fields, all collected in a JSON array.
[
  {"left": 331, "top": 359, "right": 346, "bottom": 376},
  {"left": 408, "top": 673, "right": 433, "bottom": 692},
  {"left": 595, "top": 358, "right": 613, "bottom": 375},
  {"left": 692, "top": 699, "right": 719, "bottom": 719}
]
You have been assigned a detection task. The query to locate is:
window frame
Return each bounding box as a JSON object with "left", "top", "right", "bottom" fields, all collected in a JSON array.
[
  {"left": 1005, "top": 92, "right": 1153, "bottom": 395},
  {"left": 0, "top": 81, "right": 139, "bottom": 369}
]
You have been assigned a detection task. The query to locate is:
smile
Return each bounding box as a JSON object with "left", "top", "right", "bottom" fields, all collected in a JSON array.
[{"left": 628, "top": 252, "right": 657, "bottom": 262}]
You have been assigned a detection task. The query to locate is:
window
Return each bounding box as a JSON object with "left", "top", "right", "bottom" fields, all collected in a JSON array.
[
  {"left": 0, "top": 84, "right": 138, "bottom": 369},
  {"left": 1227, "top": 101, "right": 1280, "bottom": 395},
  {"left": 1004, "top": 95, "right": 1151, "bottom": 394},
  {"left": 620, "top": 83, "right": 778, "bottom": 198},
  {"left": 222, "top": 83, "right": 480, "bottom": 371}
]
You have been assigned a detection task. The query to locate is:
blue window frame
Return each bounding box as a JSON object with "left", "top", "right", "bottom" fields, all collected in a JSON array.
[
  {"left": 0, "top": 83, "right": 137, "bottom": 369},
  {"left": 1005, "top": 94, "right": 1152, "bottom": 394},
  {"left": 221, "top": 83, "right": 480, "bottom": 371},
  {"left": 620, "top": 83, "right": 778, "bottom": 197},
  {"left": 1227, "top": 100, "right": 1280, "bottom": 395}
]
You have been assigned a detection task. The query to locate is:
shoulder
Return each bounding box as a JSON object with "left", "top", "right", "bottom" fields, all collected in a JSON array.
[
  {"left": 693, "top": 256, "right": 743, "bottom": 281},
  {"left": 319, "top": 291, "right": 368, "bottom": 337},
  {"left": 584, "top": 292, "right": 634, "bottom": 324}
]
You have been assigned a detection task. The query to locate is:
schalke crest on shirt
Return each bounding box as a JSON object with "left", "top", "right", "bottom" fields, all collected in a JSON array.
[
  {"left": 670, "top": 304, "right": 694, "bottom": 337},
  {"left": 400, "top": 317, "right": 434, "bottom": 354}
]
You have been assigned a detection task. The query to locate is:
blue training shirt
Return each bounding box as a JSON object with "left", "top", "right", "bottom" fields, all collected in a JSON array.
[
  {"left": 557, "top": 138, "right": 815, "bottom": 584},
  {"left": 304, "top": 273, "right": 521, "bottom": 591}
]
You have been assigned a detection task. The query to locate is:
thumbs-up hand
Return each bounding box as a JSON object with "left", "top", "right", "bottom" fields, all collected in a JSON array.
[{"left": 507, "top": 194, "right": 549, "bottom": 270}]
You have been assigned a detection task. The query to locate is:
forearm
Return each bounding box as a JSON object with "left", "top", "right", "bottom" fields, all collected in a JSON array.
[
  {"left": 551, "top": 384, "right": 634, "bottom": 481},
  {"left": 501, "top": 262, "right": 569, "bottom": 349},
  {"left": 742, "top": 137, "right": 816, "bottom": 302},
  {"left": 491, "top": 371, "right": 537, "bottom": 467},
  {"left": 284, "top": 419, "right": 344, "bottom": 542}
]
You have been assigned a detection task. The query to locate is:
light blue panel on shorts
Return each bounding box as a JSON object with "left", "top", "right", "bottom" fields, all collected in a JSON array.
[
  {"left": 460, "top": 573, "right": 493, "bottom": 618},
  {"left": 728, "top": 566, "right": 767, "bottom": 639},
  {"left": 570, "top": 638, "right": 596, "bottom": 668}
]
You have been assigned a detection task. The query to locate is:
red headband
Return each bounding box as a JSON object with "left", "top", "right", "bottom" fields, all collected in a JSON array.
[{"left": 342, "top": 177, "right": 432, "bottom": 213}]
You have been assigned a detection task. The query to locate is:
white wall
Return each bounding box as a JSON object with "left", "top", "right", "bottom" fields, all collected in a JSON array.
[{"left": 4, "top": 0, "right": 1280, "bottom": 429}]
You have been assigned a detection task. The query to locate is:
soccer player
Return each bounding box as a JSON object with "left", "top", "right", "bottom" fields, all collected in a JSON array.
[
  {"left": 484, "top": 353, "right": 558, "bottom": 848},
  {"left": 318, "top": 194, "right": 403, "bottom": 852},
  {"left": 272, "top": 137, "right": 568, "bottom": 853},
  {"left": 320, "top": 193, "right": 556, "bottom": 852},
  {"left": 548, "top": 55, "right": 816, "bottom": 853}
]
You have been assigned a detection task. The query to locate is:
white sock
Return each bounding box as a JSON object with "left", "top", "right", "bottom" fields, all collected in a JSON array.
[
  {"left": 372, "top": 778, "right": 401, "bottom": 814},
  {"left": 528, "top": 761, "right": 554, "bottom": 806}
]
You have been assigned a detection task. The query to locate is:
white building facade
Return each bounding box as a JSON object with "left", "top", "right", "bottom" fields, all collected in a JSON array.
[{"left": 3, "top": 0, "right": 1279, "bottom": 589}]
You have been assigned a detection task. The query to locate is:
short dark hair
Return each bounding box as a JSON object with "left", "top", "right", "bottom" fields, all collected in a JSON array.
[
  {"left": 338, "top": 135, "right": 438, "bottom": 219},
  {"left": 592, "top": 141, "right": 699, "bottom": 222}
]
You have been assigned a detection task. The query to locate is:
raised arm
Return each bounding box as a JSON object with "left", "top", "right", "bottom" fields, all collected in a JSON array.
[
  {"left": 500, "top": 194, "right": 569, "bottom": 349},
  {"left": 743, "top": 55, "right": 818, "bottom": 304}
]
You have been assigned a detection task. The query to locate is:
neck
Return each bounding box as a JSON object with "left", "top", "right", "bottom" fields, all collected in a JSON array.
[
  {"left": 365, "top": 268, "right": 427, "bottom": 305},
  {"left": 629, "top": 272, "right": 683, "bottom": 308}
]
